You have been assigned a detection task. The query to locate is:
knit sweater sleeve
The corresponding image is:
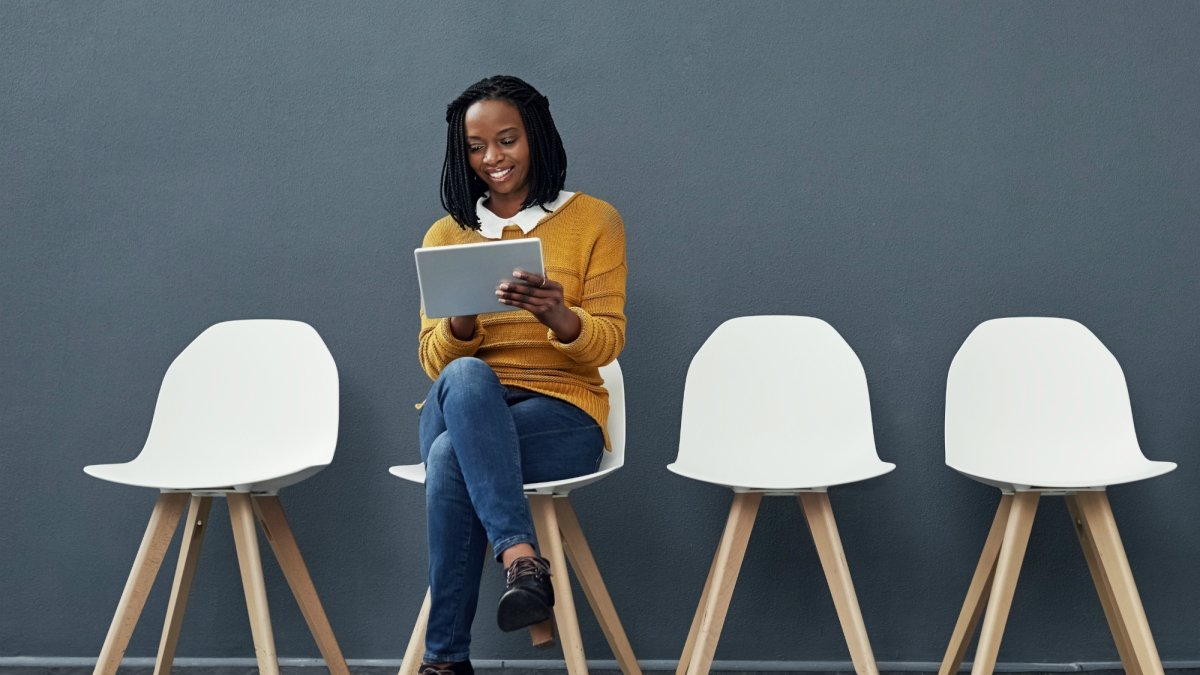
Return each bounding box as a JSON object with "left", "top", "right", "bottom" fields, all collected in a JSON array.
[
  {"left": 416, "top": 221, "right": 485, "bottom": 380},
  {"left": 418, "top": 313, "right": 484, "bottom": 381},
  {"left": 549, "top": 206, "right": 627, "bottom": 366}
]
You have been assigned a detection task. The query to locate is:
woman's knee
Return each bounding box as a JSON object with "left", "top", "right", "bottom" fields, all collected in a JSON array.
[{"left": 437, "top": 357, "right": 500, "bottom": 391}]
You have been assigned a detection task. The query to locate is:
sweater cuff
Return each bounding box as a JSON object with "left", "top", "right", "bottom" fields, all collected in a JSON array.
[
  {"left": 438, "top": 316, "right": 485, "bottom": 354},
  {"left": 549, "top": 306, "right": 596, "bottom": 357}
]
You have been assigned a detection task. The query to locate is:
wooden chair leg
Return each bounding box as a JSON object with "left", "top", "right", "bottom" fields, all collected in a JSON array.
[
  {"left": 251, "top": 495, "right": 350, "bottom": 675},
  {"left": 528, "top": 618, "right": 555, "bottom": 648},
  {"left": 798, "top": 492, "right": 879, "bottom": 675},
  {"left": 555, "top": 498, "right": 642, "bottom": 675},
  {"left": 228, "top": 493, "right": 280, "bottom": 675},
  {"left": 938, "top": 495, "right": 1013, "bottom": 675},
  {"left": 676, "top": 551, "right": 719, "bottom": 675},
  {"left": 1065, "top": 495, "right": 1141, "bottom": 675},
  {"left": 154, "top": 495, "right": 212, "bottom": 675},
  {"left": 398, "top": 588, "right": 431, "bottom": 675},
  {"left": 970, "top": 491, "right": 1039, "bottom": 675},
  {"left": 1074, "top": 491, "right": 1165, "bottom": 675},
  {"left": 94, "top": 492, "right": 189, "bottom": 675},
  {"left": 686, "top": 491, "right": 761, "bottom": 675},
  {"left": 530, "top": 494, "right": 588, "bottom": 675}
]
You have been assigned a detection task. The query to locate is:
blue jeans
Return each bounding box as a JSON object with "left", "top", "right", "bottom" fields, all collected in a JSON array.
[{"left": 418, "top": 357, "right": 604, "bottom": 663}]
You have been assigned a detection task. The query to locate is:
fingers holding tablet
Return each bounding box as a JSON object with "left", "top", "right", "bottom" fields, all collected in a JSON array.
[
  {"left": 496, "top": 270, "right": 580, "bottom": 341},
  {"left": 496, "top": 270, "right": 562, "bottom": 312}
]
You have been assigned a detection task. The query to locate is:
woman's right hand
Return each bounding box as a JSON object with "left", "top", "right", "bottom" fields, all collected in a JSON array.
[{"left": 450, "top": 315, "right": 478, "bottom": 341}]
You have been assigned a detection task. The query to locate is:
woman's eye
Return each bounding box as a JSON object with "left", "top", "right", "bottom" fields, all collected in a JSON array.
[
  {"left": 500, "top": 138, "right": 516, "bottom": 146},
  {"left": 468, "top": 144, "right": 484, "bottom": 153}
]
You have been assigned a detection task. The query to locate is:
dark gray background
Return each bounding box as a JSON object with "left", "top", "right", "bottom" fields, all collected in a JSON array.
[{"left": 3, "top": 0, "right": 1199, "bottom": 667}]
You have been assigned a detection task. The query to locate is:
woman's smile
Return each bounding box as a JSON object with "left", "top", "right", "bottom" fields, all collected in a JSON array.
[{"left": 486, "top": 166, "right": 515, "bottom": 182}]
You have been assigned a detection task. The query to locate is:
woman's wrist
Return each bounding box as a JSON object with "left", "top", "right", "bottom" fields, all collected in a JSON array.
[
  {"left": 548, "top": 306, "right": 582, "bottom": 343},
  {"left": 449, "top": 315, "right": 477, "bottom": 341}
]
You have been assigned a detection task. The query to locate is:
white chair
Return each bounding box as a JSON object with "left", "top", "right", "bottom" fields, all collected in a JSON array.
[
  {"left": 390, "top": 360, "right": 640, "bottom": 675},
  {"left": 669, "top": 316, "right": 894, "bottom": 675},
  {"left": 85, "top": 320, "right": 348, "bottom": 675},
  {"left": 938, "top": 317, "right": 1176, "bottom": 675}
]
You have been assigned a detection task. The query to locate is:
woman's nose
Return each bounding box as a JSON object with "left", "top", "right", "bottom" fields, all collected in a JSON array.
[{"left": 483, "top": 145, "right": 499, "bottom": 164}]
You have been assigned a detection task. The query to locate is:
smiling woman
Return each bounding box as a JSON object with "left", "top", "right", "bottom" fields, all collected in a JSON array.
[
  {"left": 464, "top": 101, "right": 531, "bottom": 211},
  {"left": 409, "top": 75, "right": 627, "bottom": 675}
]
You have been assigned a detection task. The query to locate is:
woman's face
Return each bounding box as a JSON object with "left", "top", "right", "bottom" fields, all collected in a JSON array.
[{"left": 464, "top": 99, "right": 531, "bottom": 202}]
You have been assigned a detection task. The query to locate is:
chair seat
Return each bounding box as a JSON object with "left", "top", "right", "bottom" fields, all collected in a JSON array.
[
  {"left": 388, "top": 462, "right": 621, "bottom": 496},
  {"left": 948, "top": 457, "right": 1176, "bottom": 491},
  {"left": 84, "top": 459, "right": 328, "bottom": 493},
  {"left": 388, "top": 463, "right": 428, "bottom": 484},
  {"left": 666, "top": 458, "right": 895, "bottom": 492}
]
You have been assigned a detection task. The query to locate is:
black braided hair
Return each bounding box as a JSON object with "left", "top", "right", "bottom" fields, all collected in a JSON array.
[{"left": 441, "top": 75, "right": 568, "bottom": 230}]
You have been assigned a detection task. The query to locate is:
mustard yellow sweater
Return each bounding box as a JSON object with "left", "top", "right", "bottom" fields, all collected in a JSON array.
[{"left": 418, "top": 193, "right": 627, "bottom": 445}]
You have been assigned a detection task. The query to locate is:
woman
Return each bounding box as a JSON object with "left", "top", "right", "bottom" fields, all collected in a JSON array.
[{"left": 415, "top": 75, "right": 627, "bottom": 675}]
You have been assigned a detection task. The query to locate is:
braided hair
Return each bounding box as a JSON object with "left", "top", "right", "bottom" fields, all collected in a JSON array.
[{"left": 441, "top": 75, "right": 568, "bottom": 230}]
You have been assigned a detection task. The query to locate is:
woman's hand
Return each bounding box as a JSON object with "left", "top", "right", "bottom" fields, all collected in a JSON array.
[{"left": 497, "top": 270, "right": 581, "bottom": 342}]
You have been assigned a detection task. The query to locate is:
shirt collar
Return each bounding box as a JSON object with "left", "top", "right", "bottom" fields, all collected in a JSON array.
[{"left": 475, "top": 191, "right": 575, "bottom": 239}]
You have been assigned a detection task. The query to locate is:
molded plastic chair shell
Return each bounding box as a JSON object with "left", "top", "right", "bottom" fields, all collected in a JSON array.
[
  {"left": 389, "top": 360, "right": 625, "bottom": 496},
  {"left": 945, "top": 317, "right": 1176, "bottom": 491},
  {"left": 668, "top": 315, "right": 894, "bottom": 492},
  {"left": 83, "top": 320, "right": 340, "bottom": 493}
]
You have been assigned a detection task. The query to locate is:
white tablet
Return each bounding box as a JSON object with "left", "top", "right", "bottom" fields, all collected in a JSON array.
[{"left": 414, "top": 238, "right": 544, "bottom": 319}]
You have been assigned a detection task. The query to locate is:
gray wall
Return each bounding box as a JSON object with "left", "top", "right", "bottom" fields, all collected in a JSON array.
[{"left": 3, "top": 1, "right": 1199, "bottom": 666}]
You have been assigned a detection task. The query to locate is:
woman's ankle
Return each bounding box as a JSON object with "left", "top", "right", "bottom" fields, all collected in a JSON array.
[{"left": 499, "top": 542, "right": 537, "bottom": 567}]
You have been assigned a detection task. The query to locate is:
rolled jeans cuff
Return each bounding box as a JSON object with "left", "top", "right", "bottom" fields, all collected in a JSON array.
[
  {"left": 424, "top": 649, "right": 471, "bottom": 664},
  {"left": 492, "top": 533, "right": 536, "bottom": 561}
]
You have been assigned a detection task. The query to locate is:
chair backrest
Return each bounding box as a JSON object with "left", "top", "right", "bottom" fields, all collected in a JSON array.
[
  {"left": 673, "top": 316, "right": 882, "bottom": 485},
  {"left": 135, "top": 320, "right": 339, "bottom": 479},
  {"left": 597, "top": 360, "right": 625, "bottom": 471},
  {"left": 946, "top": 317, "right": 1146, "bottom": 481}
]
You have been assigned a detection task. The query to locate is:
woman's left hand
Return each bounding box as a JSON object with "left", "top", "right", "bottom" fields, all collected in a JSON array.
[{"left": 496, "top": 270, "right": 581, "bottom": 342}]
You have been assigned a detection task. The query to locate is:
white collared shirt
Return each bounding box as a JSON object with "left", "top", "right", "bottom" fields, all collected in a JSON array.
[{"left": 475, "top": 191, "right": 575, "bottom": 239}]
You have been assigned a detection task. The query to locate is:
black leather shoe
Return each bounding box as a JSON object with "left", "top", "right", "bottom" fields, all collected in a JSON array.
[
  {"left": 497, "top": 555, "right": 554, "bottom": 631},
  {"left": 418, "top": 662, "right": 473, "bottom": 675}
]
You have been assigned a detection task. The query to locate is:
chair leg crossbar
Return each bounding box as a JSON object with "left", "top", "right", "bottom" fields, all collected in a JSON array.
[
  {"left": 398, "top": 495, "right": 641, "bottom": 675},
  {"left": 678, "top": 492, "right": 880, "bottom": 675},
  {"left": 94, "top": 492, "right": 349, "bottom": 675},
  {"left": 939, "top": 491, "right": 1164, "bottom": 675}
]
